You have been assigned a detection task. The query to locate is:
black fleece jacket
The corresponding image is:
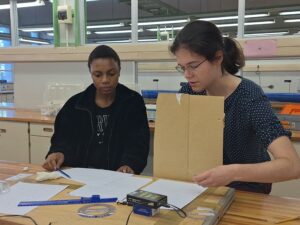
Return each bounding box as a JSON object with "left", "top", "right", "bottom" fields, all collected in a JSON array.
[{"left": 47, "top": 83, "right": 150, "bottom": 174}]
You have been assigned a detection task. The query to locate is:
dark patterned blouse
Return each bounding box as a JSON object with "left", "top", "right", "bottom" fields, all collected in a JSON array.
[{"left": 180, "top": 77, "right": 290, "bottom": 194}]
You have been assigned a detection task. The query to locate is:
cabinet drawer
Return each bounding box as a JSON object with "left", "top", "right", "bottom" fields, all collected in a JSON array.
[
  {"left": 0, "top": 121, "right": 29, "bottom": 162},
  {"left": 30, "top": 136, "right": 51, "bottom": 164},
  {"left": 30, "top": 123, "right": 54, "bottom": 137}
]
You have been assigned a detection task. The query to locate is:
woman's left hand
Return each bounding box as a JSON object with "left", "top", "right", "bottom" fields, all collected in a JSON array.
[
  {"left": 193, "top": 165, "right": 236, "bottom": 187},
  {"left": 117, "top": 165, "right": 135, "bottom": 174}
]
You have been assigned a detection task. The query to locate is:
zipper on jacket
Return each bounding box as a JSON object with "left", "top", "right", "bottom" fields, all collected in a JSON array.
[
  {"left": 76, "top": 84, "right": 138, "bottom": 170},
  {"left": 75, "top": 106, "right": 94, "bottom": 167}
]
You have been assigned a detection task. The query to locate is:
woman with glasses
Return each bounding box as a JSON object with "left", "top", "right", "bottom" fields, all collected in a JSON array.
[{"left": 170, "top": 20, "right": 300, "bottom": 194}]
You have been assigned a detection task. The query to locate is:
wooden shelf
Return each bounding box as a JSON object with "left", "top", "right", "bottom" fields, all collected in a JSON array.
[
  {"left": 0, "top": 43, "right": 175, "bottom": 63},
  {"left": 0, "top": 36, "right": 300, "bottom": 64}
]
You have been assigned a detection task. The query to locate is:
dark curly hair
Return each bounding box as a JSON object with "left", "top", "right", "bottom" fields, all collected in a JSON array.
[{"left": 88, "top": 45, "right": 121, "bottom": 71}]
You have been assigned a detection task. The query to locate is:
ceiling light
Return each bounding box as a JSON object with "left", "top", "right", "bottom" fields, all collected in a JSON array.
[
  {"left": 47, "top": 31, "right": 91, "bottom": 36},
  {"left": 216, "top": 20, "right": 275, "bottom": 27},
  {"left": 147, "top": 20, "right": 275, "bottom": 32},
  {"left": 284, "top": 19, "right": 300, "bottom": 23},
  {"left": 97, "top": 40, "right": 131, "bottom": 43},
  {"left": 279, "top": 11, "right": 300, "bottom": 15},
  {"left": 20, "top": 27, "right": 53, "bottom": 32},
  {"left": 199, "top": 13, "right": 269, "bottom": 21},
  {"left": 147, "top": 27, "right": 183, "bottom": 32},
  {"left": 0, "top": 0, "right": 45, "bottom": 10},
  {"left": 244, "top": 31, "right": 289, "bottom": 37},
  {"left": 138, "top": 19, "right": 189, "bottom": 26},
  {"left": 245, "top": 20, "right": 275, "bottom": 25},
  {"left": 138, "top": 39, "right": 158, "bottom": 42},
  {"left": 95, "top": 29, "right": 143, "bottom": 34},
  {"left": 19, "top": 38, "right": 49, "bottom": 45},
  {"left": 87, "top": 23, "right": 124, "bottom": 29},
  {"left": 49, "top": 0, "right": 96, "bottom": 2}
]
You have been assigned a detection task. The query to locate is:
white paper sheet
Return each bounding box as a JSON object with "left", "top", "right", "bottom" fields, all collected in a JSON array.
[
  {"left": 70, "top": 176, "right": 152, "bottom": 200},
  {"left": 63, "top": 168, "right": 132, "bottom": 185},
  {"left": 6, "top": 173, "right": 32, "bottom": 181},
  {"left": 142, "top": 179, "right": 207, "bottom": 209},
  {"left": 0, "top": 182, "right": 68, "bottom": 215}
]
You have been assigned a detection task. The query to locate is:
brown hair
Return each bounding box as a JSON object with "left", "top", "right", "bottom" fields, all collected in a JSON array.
[{"left": 170, "top": 20, "right": 245, "bottom": 74}]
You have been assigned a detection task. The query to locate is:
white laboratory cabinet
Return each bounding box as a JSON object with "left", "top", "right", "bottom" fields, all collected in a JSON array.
[
  {"left": 0, "top": 121, "right": 29, "bottom": 162},
  {"left": 29, "top": 123, "right": 54, "bottom": 164}
]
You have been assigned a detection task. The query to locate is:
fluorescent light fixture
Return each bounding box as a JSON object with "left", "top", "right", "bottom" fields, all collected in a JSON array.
[
  {"left": 97, "top": 38, "right": 170, "bottom": 43},
  {"left": 216, "top": 20, "right": 275, "bottom": 27},
  {"left": 20, "top": 27, "right": 53, "bottom": 32},
  {"left": 279, "top": 11, "right": 300, "bottom": 15},
  {"left": 148, "top": 26, "right": 183, "bottom": 32},
  {"left": 19, "top": 38, "right": 49, "bottom": 45},
  {"left": 0, "top": 0, "right": 45, "bottom": 10},
  {"left": 244, "top": 31, "right": 289, "bottom": 37},
  {"left": 245, "top": 13, "right": 270, "bottom": 18},
  {"left": 138, "top": 19, "right": 188, "bottom": 26},
  {"left": 138, "top": 39, "right": 158, "bottom": 42},
  {"left": 48, "top": 31, "right": 91, "bottom": 36},
  {"left": 139, "top": 38, "right": 173, "bottom": 42},
  {"left": 245, "top": 20, "right": 275, "bottom": 25},
  {"left": 87, "top": 23, "right": 124, "bottom": 29},
  {"left": 284, "top": 19, "right": 300, "bottom": 23},
  {"left": 147, "top": 20, "right": 275, "bottom": 31},
  {"left": 49, "top": 0, "right": 96, "bottom": 2},
  {"left": 98, "top": 40, "right": 131, "bottom": 44},
  {"left": 199, "top": 13, "right": 269, "bottom": 21},
  {"left": 95, "top": 29, "right": 143, "bottom": 34}
]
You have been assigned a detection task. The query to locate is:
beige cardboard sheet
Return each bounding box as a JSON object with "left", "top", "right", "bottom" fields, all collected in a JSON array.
[{"left": 154, "top": 93, "right": 224, "bottom": 181}]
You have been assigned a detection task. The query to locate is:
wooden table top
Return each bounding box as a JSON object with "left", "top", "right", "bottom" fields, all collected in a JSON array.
[
  {"left": 0, "top": 108, "right": 55, "bottom": 124},
  {"left": 0, "top": 161, "right": 300, "bottom": 225}
]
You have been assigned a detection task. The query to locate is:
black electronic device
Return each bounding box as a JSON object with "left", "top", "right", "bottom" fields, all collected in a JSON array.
[{"left": 126, "top": 190, "right": 167, "bottom": 209}]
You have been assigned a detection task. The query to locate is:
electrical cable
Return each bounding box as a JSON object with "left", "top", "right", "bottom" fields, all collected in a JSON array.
[
  {"left": 125, "top": 208, "right": 134, "bottom": 225},
  {"left": 0, "top": 214, "right": 39, "bottom": 225},
  {"left": 164, "top": 203, "right": 187, "bottom": 218},
  {"left": 124, "top": 202, "right": 187, "bottom": 225}
]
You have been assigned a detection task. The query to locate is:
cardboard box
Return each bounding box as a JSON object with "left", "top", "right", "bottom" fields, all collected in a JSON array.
[{"left": 153, "top": 93, "right": 224, "bottom": 181}]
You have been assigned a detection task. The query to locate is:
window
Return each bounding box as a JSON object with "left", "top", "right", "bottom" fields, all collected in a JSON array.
[
  {"left": 0, "top": 27, "right": 13, "bottom": 103},
  {"left": 245, "top": 0, "right": 300, "bottom": 38},
  {"left": 86, "top": 0, "right": 131, "bottom": 44},
  {"left": 18, "top": 1, "right": 53, "bottom": 46},
  {"left": 138, "top": 0, "right": 239, "bottom": 42}
]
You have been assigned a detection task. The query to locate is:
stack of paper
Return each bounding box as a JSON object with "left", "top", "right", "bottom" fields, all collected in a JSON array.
[{"left": 0, "top": 182, "right": 67, "bottom": 215}]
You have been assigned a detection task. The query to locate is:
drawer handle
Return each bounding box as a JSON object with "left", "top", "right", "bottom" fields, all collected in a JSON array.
[
  {"left": 0, "top": 128, "right": 6, "bottom": 133},
  {"left": 43, "top": 128, "right": 53, "bottom": 132}
]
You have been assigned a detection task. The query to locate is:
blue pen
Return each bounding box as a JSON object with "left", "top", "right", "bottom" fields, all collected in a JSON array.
[
  {"left": 18, "top": 195, "right": 118, "bottom": 207},
  {"left": 56, "top": 168, "right": 71, "bottom": 178}
]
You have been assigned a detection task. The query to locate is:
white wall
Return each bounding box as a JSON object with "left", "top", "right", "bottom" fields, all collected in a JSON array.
[
  {"left": 138, "top": 71, "right": 300, "bottom": 93},
  {"left": 14, "top": 61, "right": 135, "bottom": 109},
  {"left": 14, "top": 60, "right": 300, "bottom": 109}
]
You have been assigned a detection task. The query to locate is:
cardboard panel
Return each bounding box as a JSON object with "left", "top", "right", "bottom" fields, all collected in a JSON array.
[
  {"left": 154, "top": 94, "right": 224, "bottom": 181},
  {"left": 188, "top": 95, "right": 224, "bottom": 177},
  {"left": 154, "top": 94, "right": 189, "bottom": 180}
]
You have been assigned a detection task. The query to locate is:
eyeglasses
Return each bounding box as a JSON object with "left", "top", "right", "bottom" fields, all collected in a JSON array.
[{"left": 175, "top": 59, "right": 207, "bottom": 74}]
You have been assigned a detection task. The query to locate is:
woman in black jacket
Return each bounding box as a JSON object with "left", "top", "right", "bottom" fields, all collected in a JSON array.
[{"left": 42, "top": 45, "right": 150, "bottom": 174}]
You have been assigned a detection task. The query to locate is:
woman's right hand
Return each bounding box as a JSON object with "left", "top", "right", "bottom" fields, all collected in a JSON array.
[{"left": 42, "top": 152, "right": 65, "bottom": 171}]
